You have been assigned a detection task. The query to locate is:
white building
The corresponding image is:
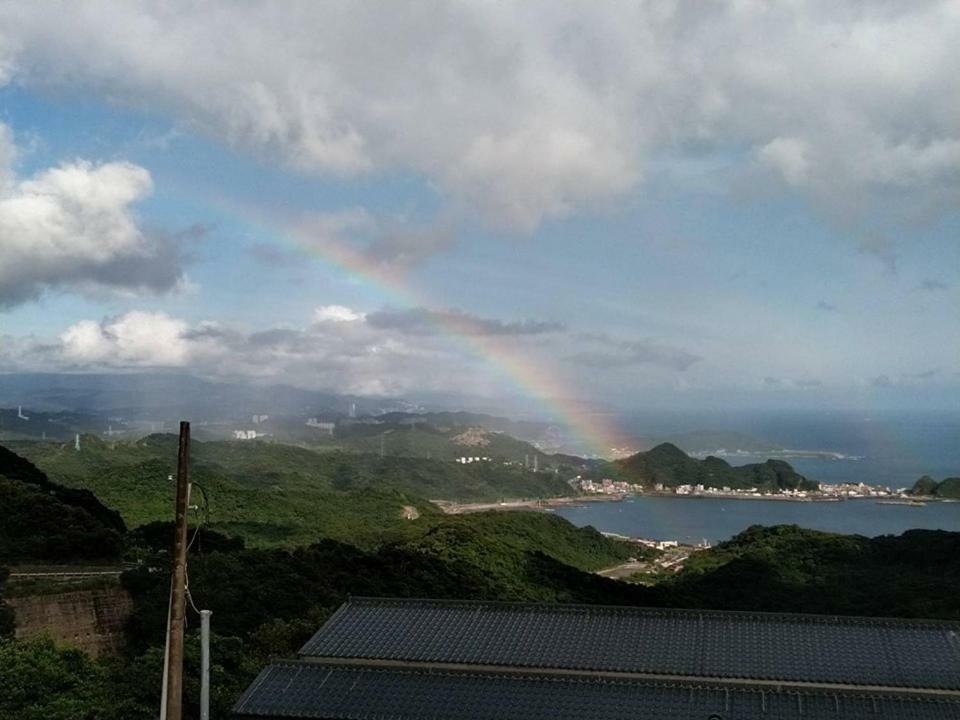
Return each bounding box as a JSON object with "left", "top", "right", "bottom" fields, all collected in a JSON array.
[{"left": 306, "top": 418, "right": 336, "bottom": 434}]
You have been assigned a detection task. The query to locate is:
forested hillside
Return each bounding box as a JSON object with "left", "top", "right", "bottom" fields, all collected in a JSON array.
[
  {"left": 4, "top": 439, "right": 960, "bottom": 720},
  {"left": 5, "top": 436, "right": 571, "bottom": 547},
  {"left": 616, "top": 443, "right": 817, "bottom": 491},
  {"left": 0, "top": 446, "right": 125, "bottom": 562},
  {"left": 656, "top": 525, "right": 960, "bottom": 619},
  {"left": 910, "top": 475, "right": 960, "bottom": 499}
]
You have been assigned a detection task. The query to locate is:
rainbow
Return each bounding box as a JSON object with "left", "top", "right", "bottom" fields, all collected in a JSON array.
[{"left": 202, "top": 194, "right": 628, "bottom": 457}]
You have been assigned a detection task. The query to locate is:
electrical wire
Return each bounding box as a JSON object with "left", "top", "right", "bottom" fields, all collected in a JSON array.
[
  {"left": 183, "top": 481, "right": 211, "bottom": 619},
  {"left": 185, "top": 482, "right": 210, "bottom": 554}
]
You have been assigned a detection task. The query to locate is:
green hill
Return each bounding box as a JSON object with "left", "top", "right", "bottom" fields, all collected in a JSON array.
[
  {"left": 0, "top": 446, "right": 125, "bottom": 562},
  {"left": 910, "top": 475, "right": 960, "bottom": 499},
  {"left": 400, "top": 511, "right": 646, "bottom": 600},
  {"left": 5, "top": 434, "right": 960, "bottom": 720},
  {"left": 655, "top": 525, "right": 960, "bottom": 619},
  {"left": 2, "top": 436, "right": 572, "bottom": 547},
  {"left": 616, "top": 442, "right": 817, "bottom": 491},
  {"left": 318, "top": 419, "right": 557, "bottom": 465}
]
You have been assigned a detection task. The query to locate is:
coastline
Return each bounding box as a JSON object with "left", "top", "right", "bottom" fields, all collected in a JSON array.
[
  {"left": 433, "top": 494, "right": 625, "bottom": 514},
  {"left": 434, "top": 491, "right": 956, "bottom": 514}
]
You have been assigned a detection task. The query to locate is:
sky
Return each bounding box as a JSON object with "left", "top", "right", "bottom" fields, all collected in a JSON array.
[{"left": 0, "top": 1, "right": 958, "bottom": 421}]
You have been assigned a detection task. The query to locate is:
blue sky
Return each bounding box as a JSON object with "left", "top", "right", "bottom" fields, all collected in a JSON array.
[{"left": 0, "top": 2, "right": 958, "bottom": 414}]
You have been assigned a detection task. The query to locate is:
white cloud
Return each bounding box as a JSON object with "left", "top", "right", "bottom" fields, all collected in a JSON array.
[
  {"left": 29, "top": 307, "right": 478, "bottom": 395},
  {"left": 314, "top": 305, "right": 365, "bottom": 323},
  {"left": 0, "top": 123, "right": 186, "bottom": 305},
  {"left": 3, "top": 2, "right": 958, "bottom": 231},
  {"left": 5, "top": 304, "right": 698, "bottom": 397},
  {"left": 758, "top": 137, "right": 810, "bottom": 187},
  {"left": 60, "top": 311, "right": 190, "bottom": 367}
]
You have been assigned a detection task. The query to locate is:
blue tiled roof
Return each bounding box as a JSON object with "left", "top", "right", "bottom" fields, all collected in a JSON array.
[
  {"left": 299, "top": 597, "right": 960, "bottom": 691},
  {"left": 233, "top": 660, "right": 960, "bottom": 720},
  {"left": 234, "top": 598, "right": 960, "bottom": 719}
]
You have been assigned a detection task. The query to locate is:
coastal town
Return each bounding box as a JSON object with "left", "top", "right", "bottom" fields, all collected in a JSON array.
[{"left": 570, "top": 476, "right": 925, "bottom": 502}]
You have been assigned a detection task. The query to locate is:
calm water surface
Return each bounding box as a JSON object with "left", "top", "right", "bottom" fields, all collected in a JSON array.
[{"left": 554, "top": 496, "right": 960, "bottom": 543}]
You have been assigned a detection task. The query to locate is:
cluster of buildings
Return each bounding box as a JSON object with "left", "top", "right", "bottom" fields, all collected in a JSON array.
[
  {"left": 658, "top": 481, "right": 908, "bottom": 500},
  {"left": 818, "top": 482, "right": 902, "bottom": 498},
  {"left": 455, "top": 456, "right": 491, "bottom": 464},
  {"left": 634, "top": 538, "right": 681, "bottom": 551},
  {"left": 571, "top": 476, "right": 639, "bottom": 494},
  {"left": 305, "top": 418, "right": 336, "bottom": 434},
  {"left": 666, "top": 483, "right": 816, "bottom": 498}
]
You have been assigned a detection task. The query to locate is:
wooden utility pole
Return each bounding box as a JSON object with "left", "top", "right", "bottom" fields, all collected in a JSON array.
[{"left": 164, "top": 421, "right": 191, "bottom": 720}]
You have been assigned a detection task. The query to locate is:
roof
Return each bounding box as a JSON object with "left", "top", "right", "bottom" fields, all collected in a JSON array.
[
  {"left": 300, "top": 597, "right": 960, "bottom": 691},
  {"left": 234, "top": 598, "right": 960, "bottom": 720},
  {"left": 234, "top": 661, "right": 960, "bottom": 720}
]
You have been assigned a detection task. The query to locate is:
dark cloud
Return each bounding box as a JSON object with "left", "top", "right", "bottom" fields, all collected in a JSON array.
[
  {"left": 871, "top": 375, "right": 893, "bottom": 388},
  {"left": 795, "top": 379, "right": 822, "bottom": 388},
  {"left": 366, "top": 307, "right": 565, "bottom": 337},
  {"left": 816, "top": 300, "right": 838, "bottom": 312}
]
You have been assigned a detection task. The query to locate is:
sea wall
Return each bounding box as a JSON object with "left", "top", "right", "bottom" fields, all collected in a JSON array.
[{"left": 9, "top": 586, "right": 132, "bottom": 657}]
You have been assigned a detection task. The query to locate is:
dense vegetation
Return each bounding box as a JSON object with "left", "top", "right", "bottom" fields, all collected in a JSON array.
[
  {"left": 0, "top": 568, "right": 13, "bottom": 639},
  {"left": 0, "top": 445, "right": 125, "bottom": 533},
  {"left": 1, "top": 489, "right": 644, "bottom": 719},
  {"left": 0, "top": 446, "right": 125, "bottom": 562},
  {"left": 660, "top": 524, "right": 960, "bottom": 619},
  {"left": 5, "top": 436, "right": 571, "bottom": 547},
  {"left": 327, "top": 419, "right": 553, "bottom": 464},
  {"left": 616, "top": 442, "right": 818, "bottom": 491},
  {"left": 4, "top": 439, "right": 960, "bottom": 720},
  {"left": 910, "top": 474, "right": 960, "bottom": 499}
]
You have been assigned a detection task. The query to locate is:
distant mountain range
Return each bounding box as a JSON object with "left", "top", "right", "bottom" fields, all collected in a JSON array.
[
  {"left": 0, "top": 372, "right": 417, "bottom": 420},
  {"left": 0, "top": 373, "right": 787, "bottom": 459}
]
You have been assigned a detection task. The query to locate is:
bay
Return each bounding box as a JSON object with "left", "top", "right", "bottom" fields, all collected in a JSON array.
[{"left": 553, "top": 496, "right": 960, "bottom": 544}]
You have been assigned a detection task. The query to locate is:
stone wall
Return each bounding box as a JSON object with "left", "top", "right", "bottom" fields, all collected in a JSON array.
[{"left": 9, "top": 587, "right": 133, "bottom": 657}]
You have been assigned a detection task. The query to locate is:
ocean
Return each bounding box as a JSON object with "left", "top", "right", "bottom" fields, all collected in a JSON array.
[
  {"left": 554, "top": 496, "right": 960, "bottom": 544},
  {"left": 555, "top": 410, "right": 960, "bottom": 542},
  {"left": 624, "top": 409, "right": 960, "bottom": 488}
]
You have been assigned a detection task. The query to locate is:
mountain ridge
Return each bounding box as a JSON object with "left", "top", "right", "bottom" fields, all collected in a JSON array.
[{"left": 616, "top": 442, "right": 817, "bottom": 491}]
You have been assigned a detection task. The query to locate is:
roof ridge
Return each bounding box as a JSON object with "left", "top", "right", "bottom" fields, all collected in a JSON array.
[
  {"left": 258, "top": 658, "right": 960, "bottom": 702},
  {"left": 341, "top": 595, "right": 960, "bottom": 629}
]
